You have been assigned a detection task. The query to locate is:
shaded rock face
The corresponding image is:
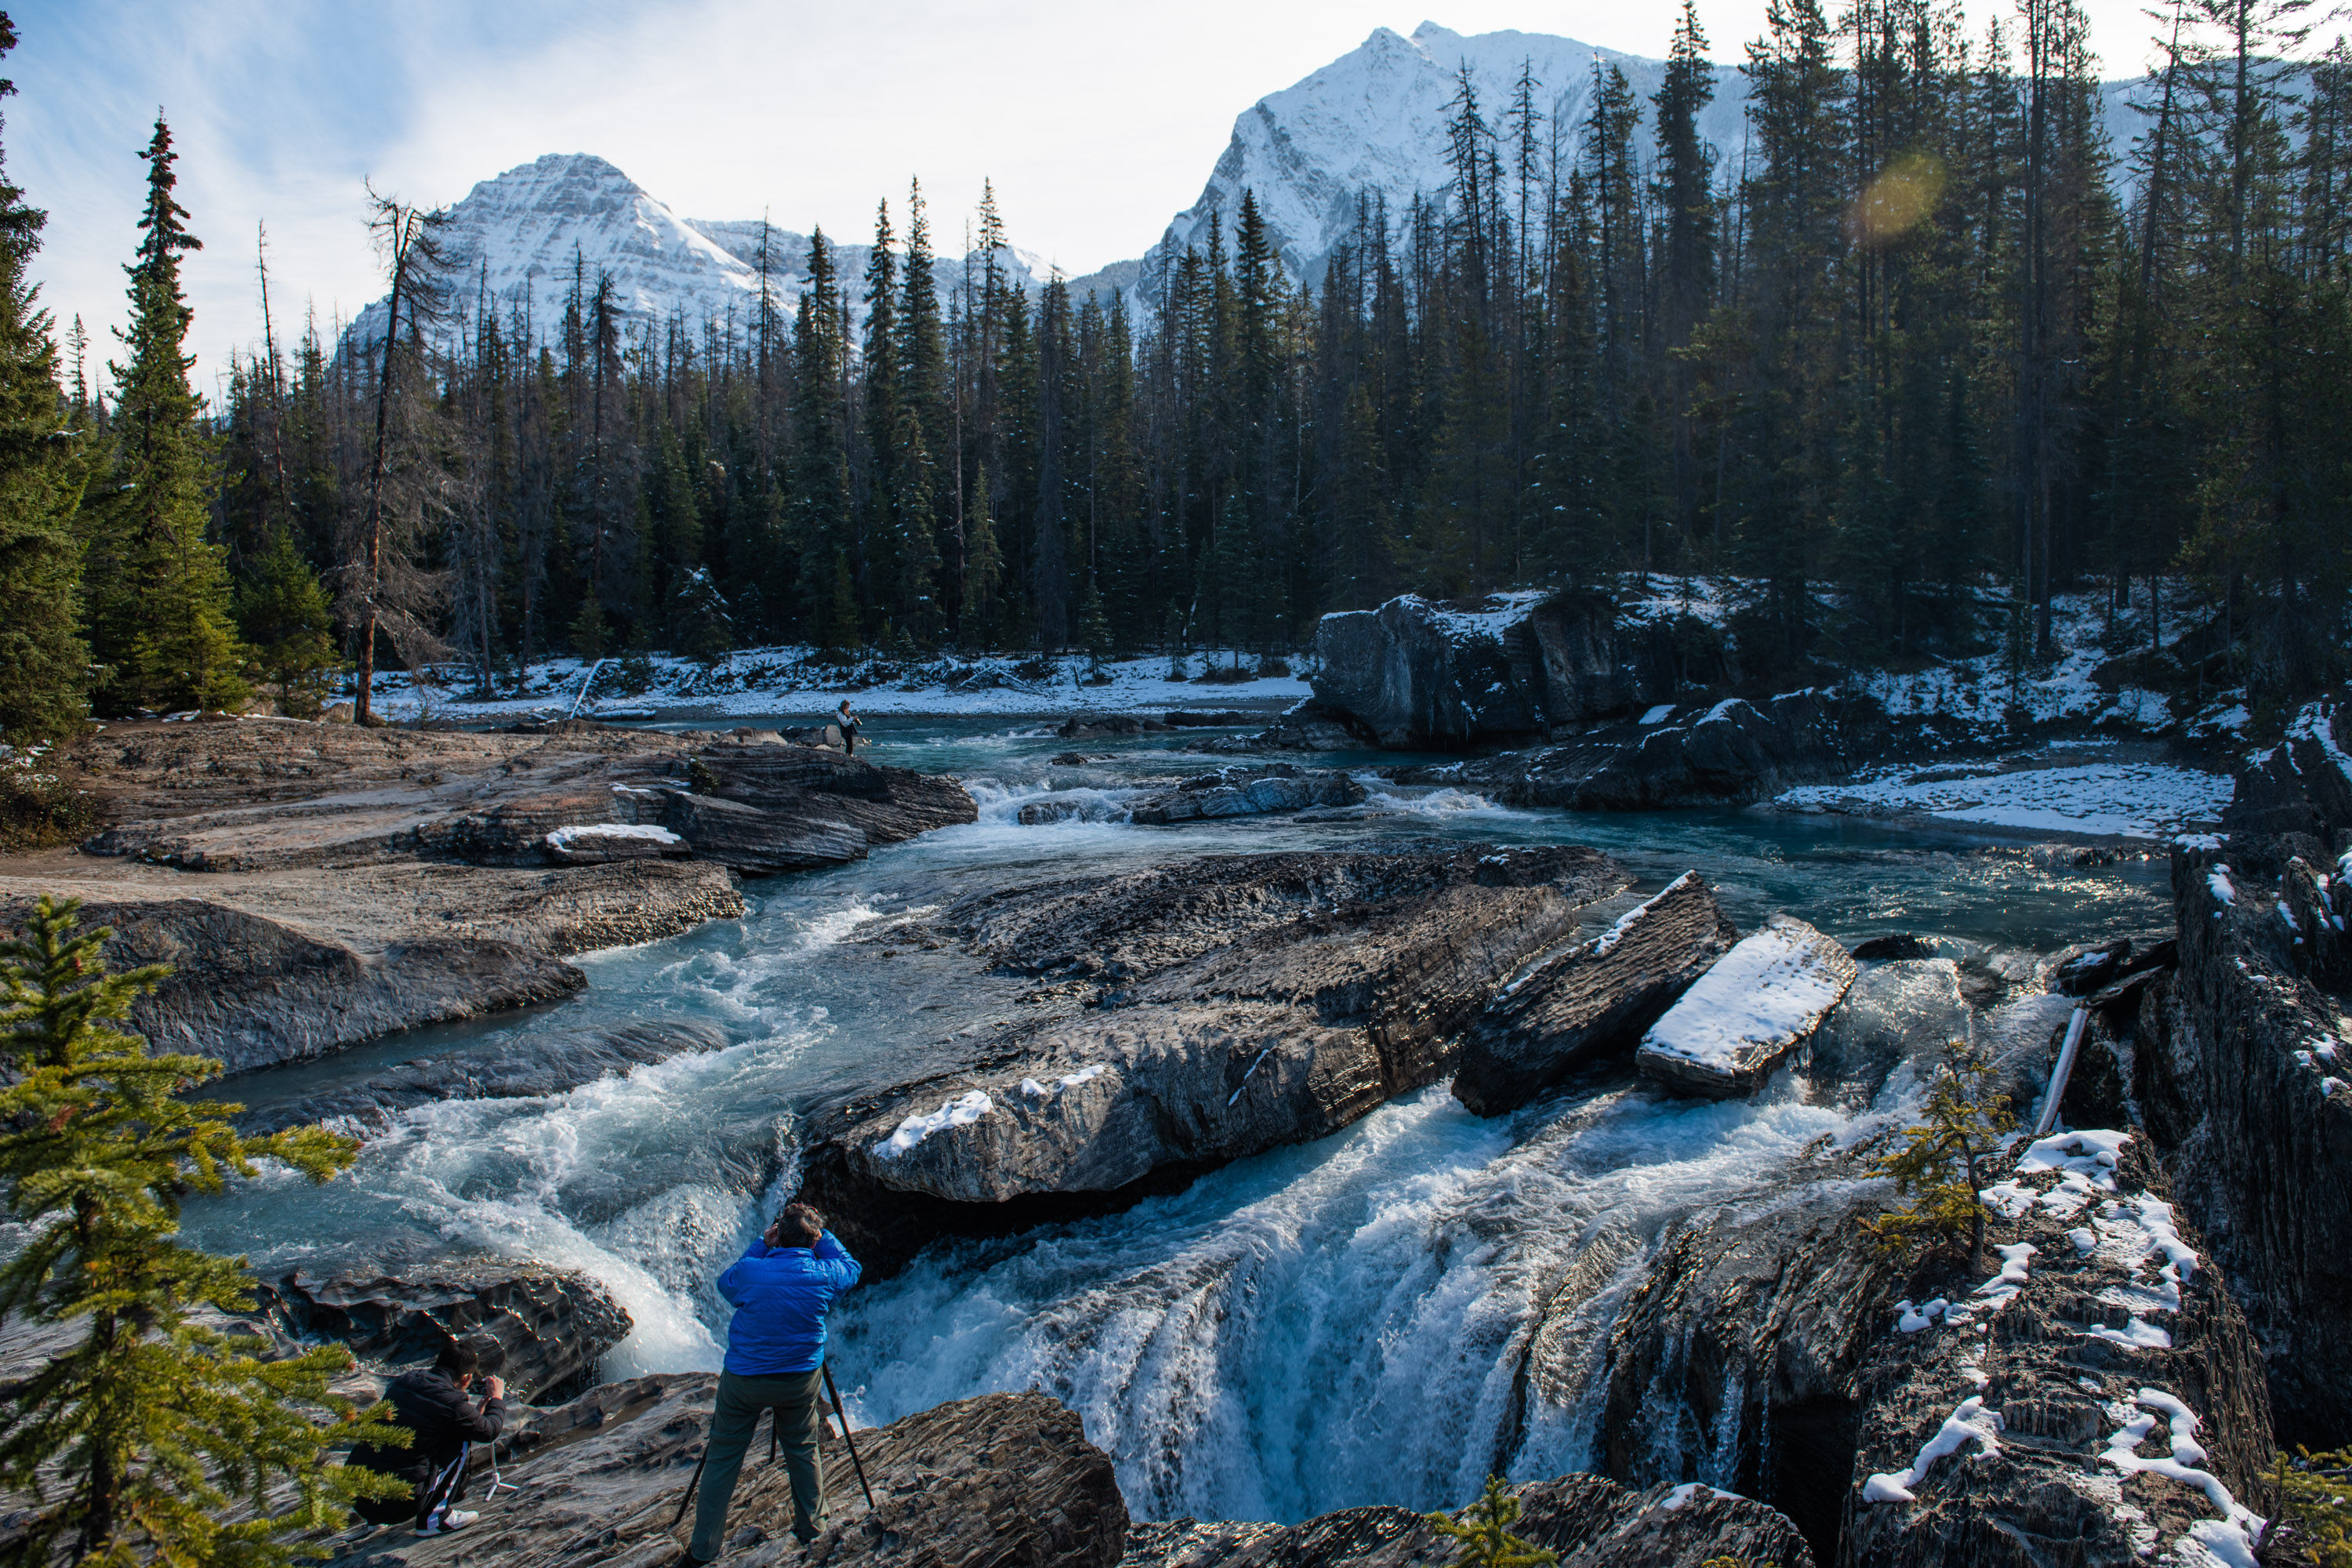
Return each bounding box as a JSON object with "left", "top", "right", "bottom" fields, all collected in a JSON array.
[
  {"left": 254, "top": 1261, "right": 632, "bottom": 1404},
  {"left": 1310, "top": 593, "right": 1633, "bottom": 751},
  {"left": 232, "top": 1019, "right": 732, "bottom": 1136},
  {"left": 1453, "top": 872, "right": 1739, "bottom": 1116},
  {"left": 1124, "top": 1472, "right": 1814, "bottom": 1568},
  {"left": 1836, "top": 1138, "right": 2274, "bottom": 1568},
  {"left": 2152, "top": 778, "right": 2352, "bottom": 1444},
  {"left": 678, "top": 742, "right": 979, "bottom": 872},
  {"left": 1128, "top": 766, "right": 1367, "bottom": 825},
  {"left": 796, "top": 845, "right": 1632, "bottom": 1275},
  {"left": 347, "top": 1383, "right": 1128, "bottom": 1568},
  {"left": 1187, "top": 699, "right": 1375, "bottom": 755},
  {"left": 1571, "top": 691, "right": 1856, "bottom": 811}
]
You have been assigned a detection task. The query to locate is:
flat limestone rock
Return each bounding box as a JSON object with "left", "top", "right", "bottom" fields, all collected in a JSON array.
[
  {"left": 798, "top": 845, "right": 1632, "bottom": 1273},
  {"left": 1635, "top": 915, "right": 1856, "bottom": 1098},
  {"left": 1453, "top": 871, "right": 1740, "bottom": 1116},
  {"left": 343, "top": 1384, "right": 1127, "bottom": 1568}
]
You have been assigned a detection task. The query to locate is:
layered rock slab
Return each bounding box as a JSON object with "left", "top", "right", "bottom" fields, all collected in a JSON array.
[
  {"left": 343, "top": 1385, "right": 1128, "bottom": 1568},
  {"left": 1454, "top": 871, "right": 1740, "bottom": 1116},
  {"left": 1636, "top": 915, "right": 1857, "bottom": 1098},
  {"left": 1128, "top": 766, "right": 1367, "bottom": 825},
  {"left": 797, "top": 845, "right": 1631, "bottom": 1273}
]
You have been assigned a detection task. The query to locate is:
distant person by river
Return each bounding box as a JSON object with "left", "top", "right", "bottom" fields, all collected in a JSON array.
[{"left": 836, "top": 698, "right": 861, "bottom": 757}]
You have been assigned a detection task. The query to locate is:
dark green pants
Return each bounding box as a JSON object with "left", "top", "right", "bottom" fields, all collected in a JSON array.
[{"left": 689, "top": 1367, "right": 825, "bottom": 1559}]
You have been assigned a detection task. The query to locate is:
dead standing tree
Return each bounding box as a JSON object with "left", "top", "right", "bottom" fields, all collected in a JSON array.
[{"left": 347, "top": 185, "right": 454, "bottom": 723}]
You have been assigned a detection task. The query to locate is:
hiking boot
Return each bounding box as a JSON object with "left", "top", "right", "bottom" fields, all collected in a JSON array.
[{"left": 415, "top": 1510, "right": 480, "bottom": 1535}]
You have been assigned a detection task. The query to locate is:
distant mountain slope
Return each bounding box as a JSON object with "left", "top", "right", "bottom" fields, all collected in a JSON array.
[{"left": 349, "top": 153, "right": 1064, "bottom": 354}]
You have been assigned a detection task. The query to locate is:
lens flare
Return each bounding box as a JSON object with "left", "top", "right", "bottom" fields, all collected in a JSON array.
[{"left": 1851, "top": 151, "right": 1947, "bottom": 247}]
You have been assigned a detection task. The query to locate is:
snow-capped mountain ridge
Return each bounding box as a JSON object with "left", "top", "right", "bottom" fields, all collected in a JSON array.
[{"left": 349, "top": 152, "right": 1069, "bottom": 354}]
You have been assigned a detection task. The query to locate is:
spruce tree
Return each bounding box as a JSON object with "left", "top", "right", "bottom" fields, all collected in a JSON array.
[
  {"left": 0, "top": 895, "right": 405, "bottom": 1564},
  {"left": 85, "top": 118, "right": 249, "bottom": 716},
  {"left": 0, "top": 16, "right": 88, "bottom": 743},
  {"left": 235, "top": 528, "right": 339, "bottom": 717}
]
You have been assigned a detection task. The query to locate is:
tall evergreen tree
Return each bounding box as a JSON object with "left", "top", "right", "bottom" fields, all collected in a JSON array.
[
  {"left": 0, "top": 16, "right": 87, "bottom": 743},
  {"left": 85, "top": 117, "right": 249, "bottom": 716}
]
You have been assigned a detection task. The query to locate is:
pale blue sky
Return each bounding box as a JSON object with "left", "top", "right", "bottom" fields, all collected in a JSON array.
[{"left": 18, "top": 0, "right": 2198, "bottom": 398}]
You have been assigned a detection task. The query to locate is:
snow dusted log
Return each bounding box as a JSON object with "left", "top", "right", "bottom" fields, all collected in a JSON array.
[
  {"left": 1453, "top": 871, "right": 1740, "bottom": 1116},
  {"left": 1635, "top": 915, "right": 1857, "bottom": 1099}
]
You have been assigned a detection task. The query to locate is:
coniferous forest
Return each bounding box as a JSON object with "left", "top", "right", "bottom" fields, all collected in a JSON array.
[{"left": 2, "top": 0, "right": 2349, "bottom": 741}]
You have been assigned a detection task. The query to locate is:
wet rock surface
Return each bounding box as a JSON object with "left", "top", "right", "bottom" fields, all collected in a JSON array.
[
  {"left": 232, "top": 1019, "right": 732, "bottom": 1135},
  {"left": 343, "top": 1385, "right": 1129, "bottom": 1568},
  {"left": 1836, "top": 1137, "right": 2274, "bottom": 1568},
  {"left": 1453, "top": 872, "right": 1739, "bottom": 1116},
  {"left": 1188, "top": 698, "right": 1374, "bottom": 754},
  {"left": 1124, "top": 1473, "right": 1814, "bottom": 1568},
  {"left": 254, "top": 1261, "right": 632, "bottom": 1403},
  {"left": 795, "top": 845, "right": 1632, "bottom": 1274}
]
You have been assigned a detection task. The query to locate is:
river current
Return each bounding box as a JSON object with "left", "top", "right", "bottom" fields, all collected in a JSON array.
[{"left": 191, "top": 713, "right": 2170, "bottom": 1524}]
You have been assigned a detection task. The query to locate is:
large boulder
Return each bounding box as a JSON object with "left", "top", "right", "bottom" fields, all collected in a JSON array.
[
  {"left": 1310, "top": 591, "right": 1632, "bottom": 751},
  {"left": 341, "top": 1385, "right": 1128, "bottom": 1568},
  {"left": 1453, "top": 872, "right": 1740, "bottom": 1116},
  {"left": 1636, "top": 916, "right": 1857, "bottom": 1098},
  {"left": 795, "top": 845, "right": 1632, "bottom": 1274}
]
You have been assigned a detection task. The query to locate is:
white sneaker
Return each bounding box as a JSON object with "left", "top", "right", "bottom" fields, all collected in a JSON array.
[{"left": 415, "top": 1510, "right": 480, "bottom": 1535}]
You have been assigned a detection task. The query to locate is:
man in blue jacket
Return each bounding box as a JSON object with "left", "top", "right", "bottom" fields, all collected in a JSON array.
[{"left": 686, "top": 1203, "right": 862, "bottom": 1562}]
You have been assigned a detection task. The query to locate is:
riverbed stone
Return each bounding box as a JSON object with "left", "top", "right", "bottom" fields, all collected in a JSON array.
[
  {"left": 1127, "top": 765, "right": 1367, "bottom": 825},
  {"left": 1454, "top": 871, "right": 1740, "bottom": 1116}
]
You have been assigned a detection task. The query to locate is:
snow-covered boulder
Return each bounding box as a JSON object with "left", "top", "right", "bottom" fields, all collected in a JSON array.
[
  {"left": 1454, "top": 871, "right": 1740, "bottom": 1116},
  {"left": 1636, "top": 916, "right": 1857, "bottom": 1098},
  {"left": 1310, "top": 590, "right": 1630, "bottom": 751}
]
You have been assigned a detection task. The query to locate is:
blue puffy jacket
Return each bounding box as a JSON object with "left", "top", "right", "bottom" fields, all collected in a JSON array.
[{"left": 717, "top": 1232, "right": 862, "bottom": 1377}]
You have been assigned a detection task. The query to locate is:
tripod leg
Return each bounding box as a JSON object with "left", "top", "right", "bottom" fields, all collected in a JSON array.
[{"left": 821, "top": 1365, "right": 876, "bottom": 1511}]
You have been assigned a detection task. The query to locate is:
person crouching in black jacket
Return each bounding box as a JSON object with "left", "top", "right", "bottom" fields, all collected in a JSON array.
[{"left": 346, "top": 1341, "right": 507, "bottom": 1535}]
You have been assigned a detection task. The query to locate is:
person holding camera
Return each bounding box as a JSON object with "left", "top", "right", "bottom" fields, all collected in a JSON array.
[
  {"left": 684, "top": 1203, "right": 862, "bottom": 1563},
  {"left": 834, "top": 699, "right": 862, "bottom": 757},
  {"left": 346, "top": 1340, "right": 508, "bottom": 1535}
]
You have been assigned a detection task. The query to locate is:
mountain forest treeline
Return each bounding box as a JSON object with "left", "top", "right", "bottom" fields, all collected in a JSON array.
[{"left": 2, "top": 0, "right": 2350, "bottom": 736}]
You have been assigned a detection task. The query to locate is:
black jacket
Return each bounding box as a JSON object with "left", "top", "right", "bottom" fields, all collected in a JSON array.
[{"left": 349, "top": 1368, "right": 507, "bottom": 1482}]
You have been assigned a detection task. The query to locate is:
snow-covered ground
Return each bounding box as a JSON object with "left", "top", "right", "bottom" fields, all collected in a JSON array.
[
  {"left": 1777, "top": 760, "right": 2233, "bottom": 840},
  {"left": 348, "top": 648, "right": 1312, "bottom": 724}
]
